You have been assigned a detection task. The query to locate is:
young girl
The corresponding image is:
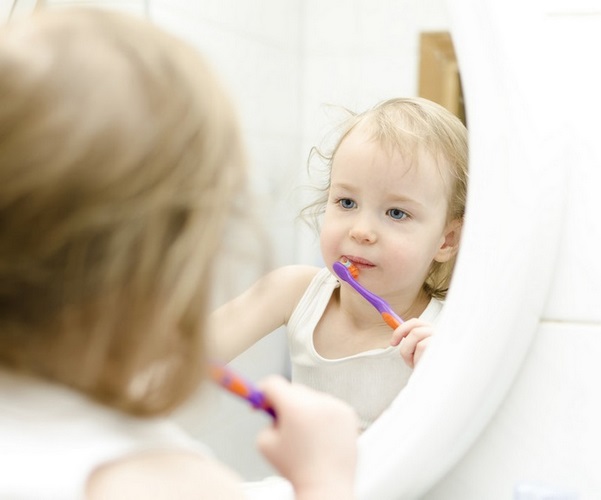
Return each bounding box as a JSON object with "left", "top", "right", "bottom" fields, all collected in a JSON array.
[
  {"left": 0, "top": 7, "right": 358, "bottom": 499},
  {"left": 210, "top": 97, "right": 468, "bottom": 431}
]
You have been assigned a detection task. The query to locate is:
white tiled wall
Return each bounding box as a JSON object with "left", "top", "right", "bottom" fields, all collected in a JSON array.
[
  {"left": 298, "top": 0, "right": 451, "bottom": 262},
  {"left": 44, "top": 0, "right": 145, "bottom": 15}
]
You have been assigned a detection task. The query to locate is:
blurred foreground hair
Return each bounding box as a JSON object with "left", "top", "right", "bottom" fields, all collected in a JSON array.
[{"left": 0, "top": 7, "right": 246, "bottom": 416}]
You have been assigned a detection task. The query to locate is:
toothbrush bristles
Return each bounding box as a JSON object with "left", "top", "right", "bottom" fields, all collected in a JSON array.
[{"left": 340, "top": 257, "right": 359, "bottom": 279}]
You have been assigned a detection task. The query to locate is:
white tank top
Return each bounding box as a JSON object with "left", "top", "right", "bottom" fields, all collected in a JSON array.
[
  {"left": 288, "top": 267, "right": 443, "bottom": 431},
  {"left": 0, "top": 369, "right": 209, "bottom": 499}
]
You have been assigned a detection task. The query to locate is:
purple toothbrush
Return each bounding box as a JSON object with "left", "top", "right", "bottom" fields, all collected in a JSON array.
[{"left": 332, "top": 258, "right": 404, "bottom": 329}]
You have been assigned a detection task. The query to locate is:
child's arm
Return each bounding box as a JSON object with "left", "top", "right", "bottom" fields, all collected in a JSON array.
[
  {"left": 208, "top": 265, "right": 320, "bottom": 362},
  {"left": 389, "top": 318, "right": 435, "bottom": 368}
]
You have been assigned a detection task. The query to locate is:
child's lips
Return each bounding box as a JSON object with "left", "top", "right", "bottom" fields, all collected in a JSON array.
[{"left": 345, "top": 256, "right": 375, "bottom": 269}]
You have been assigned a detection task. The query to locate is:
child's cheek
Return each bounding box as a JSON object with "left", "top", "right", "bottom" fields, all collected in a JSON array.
[{"left": 319, "top": 225, "right": 338, "bottom": 262}]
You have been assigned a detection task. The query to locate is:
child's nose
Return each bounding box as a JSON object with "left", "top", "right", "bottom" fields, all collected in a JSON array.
[{"left": 348, "top": 217, "right": 377, "bottom": 244}]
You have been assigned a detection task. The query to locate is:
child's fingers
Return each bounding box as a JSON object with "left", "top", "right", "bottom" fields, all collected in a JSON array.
[
  {"left": 255, "top": 376, "right": 301, "bottom": 460},
  {"left": 412, "top": 337, "right": 431, "bottom": 367},
  {"left": 390, "top": 318, "right": 419, "bottom": 346},
  {"left": 390, "top": 318, "right": 429, "bottom": 346},
  {"left": 255, "top": 375, "right": 359, "bottom": 484},
  {"left": 257, "top": 375, "right": 304, "bottom": 417},
  {"left": 258, "top": 375, "right": 356, "bottom": 425},
  {"left": 400, "top": 335, "right": 432, "bottom": 368},
  {"left": 257, "top": 374, "right": 293, "bottom": 404},
  {"left": 398, "top": 326, "right": 434, "bottom": 368}
]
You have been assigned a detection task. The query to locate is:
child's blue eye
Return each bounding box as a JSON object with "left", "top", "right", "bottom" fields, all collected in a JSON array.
[
  {"left": 387, "top": 208, "right": 407, "bottom": 220},
  {"left": 338, "top": 198, "right": 356, "bottom": 209}
]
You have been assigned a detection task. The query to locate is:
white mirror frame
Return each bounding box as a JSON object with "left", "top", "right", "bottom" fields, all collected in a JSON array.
[{"left": 355, "top": 0, "right": 567, "bottom": 497}]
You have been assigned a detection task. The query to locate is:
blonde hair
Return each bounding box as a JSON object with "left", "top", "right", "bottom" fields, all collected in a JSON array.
[
  {"left": 0, "top": 8, "right": 246, "bottom": 416},
  {"left": 304, "top": 97, "right": 468, "bottom": 299}
]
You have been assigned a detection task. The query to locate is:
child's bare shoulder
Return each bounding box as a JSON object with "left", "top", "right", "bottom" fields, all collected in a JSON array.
[
  {"left": 272, "top": 264, "right": 321, "bottom": 290},
  {"left": 274, "top": 264, "right": 321, "bottom": 280},
  {"left": 262, "top": 265, "right": 321, "bottom": 309}
]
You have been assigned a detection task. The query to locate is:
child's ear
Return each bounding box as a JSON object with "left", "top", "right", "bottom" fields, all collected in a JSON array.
[{"left": 434, "top": 218, "right": 463, "bottom": 263}]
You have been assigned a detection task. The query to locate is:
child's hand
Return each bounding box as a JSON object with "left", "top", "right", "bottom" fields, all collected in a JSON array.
[
  {"left": 390, "top": 318, "right": 435, "bottom": 368},
  {"left": 256, "top": 375, "right": 358, "bottom": 498}
]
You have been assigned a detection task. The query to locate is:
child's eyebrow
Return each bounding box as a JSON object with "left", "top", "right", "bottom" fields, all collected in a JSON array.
[
  {"left": 329, "top": 181, "right": 358, "bottom": 193},
  {"left": 330, "top": 180, "right": 354, "bottom": 188},
  {"left": 384, "top": 193, "right": 427, "bottom": 210}
]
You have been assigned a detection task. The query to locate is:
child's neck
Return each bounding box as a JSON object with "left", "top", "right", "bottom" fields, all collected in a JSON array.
[
  {"left": 315, "top": 287, "right": 432, "bottom": 359},
  {"left": 339, "top": 285, "right": 430, "bottom": 330},
  {"left": 397, "top": 287, "right": 431, "bottom": 320}
]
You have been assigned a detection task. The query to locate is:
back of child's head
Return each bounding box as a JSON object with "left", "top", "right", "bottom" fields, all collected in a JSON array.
[
  {"left": 0, "top": 7, "right": 245, "bottom": 415},
  {"left": 306, "top": 97, "right": 468, "bottom": 299}
]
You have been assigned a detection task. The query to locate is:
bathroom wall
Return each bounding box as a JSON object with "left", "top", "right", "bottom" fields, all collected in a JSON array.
[{"left": 297, "top": 0, "right": 451, "bottom": 264}]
